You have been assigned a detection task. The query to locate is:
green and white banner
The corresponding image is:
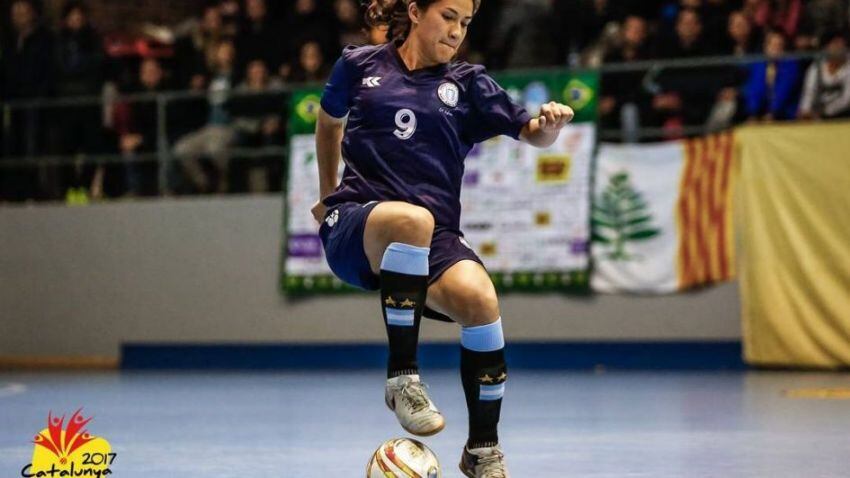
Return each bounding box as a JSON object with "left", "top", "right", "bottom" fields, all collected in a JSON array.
[
  {"left": 591, "top": 143, "right": 680, "bottom": 293},
  {"left": 282, "top": 71, "right": 598, "bottom": 295},
  {"left": 591, "top": 134, "right": 736, "bottom": 294}
]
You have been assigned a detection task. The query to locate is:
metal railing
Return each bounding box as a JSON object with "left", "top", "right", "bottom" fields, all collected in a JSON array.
[
  {"left": 1, "top": 87, "right": 293, "bottom": 199},
  {"left": 0, "top": 51, "right": 826, "bottom": 201}
]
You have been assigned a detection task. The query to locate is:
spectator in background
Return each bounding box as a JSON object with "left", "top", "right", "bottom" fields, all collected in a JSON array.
[
  {"left": 600, "top": 15, "right": 654, "bottom": 137},
  {"left": 705, "top": 0, "right": 735, "bottom": 41},
  {"left": 233, "top": 60, "right": 283, "bottom": 141},
  {"left": 51, "top": 1, "right": 107, "bottom": 199},
  {"left": 704, "top": 10, "right": 760, "bottom": 131},
  {"left": 2, "top": 0, "right": 53, "bottom": 100},
  {"left": 573, "top": 0, "right": 621, "bottom": 55},
  {"left": 288, "top": 40, "right": 330, "bottom": 83},
  {"left": 172, "top": 40, "right": 237, "bottom": 194},
  {"left": 650, "top": 9, "right": 740, "bottom": 136},
  {"left": 464, "top": 0, "right": 502, "bottom": 65},
  {"left": 235, "top": 0, "right": 284, "bottom": 82},
  {"left": 173, "top": 3, "right": 229, "bottom": 89},
  {"left": 54, "top": 1, "right": 103, "bottom": 98},
  {"left": 740, "top": 0, "right": 764, "bottom": 32},
  {"left": 334, "top": 0, "right": 368, "bottom": 47},
  {"left": 749, "top": 0, "right": 804, "bottom": 40},
  {"left": 796, "top": 0, "right": 848, "bottom": 52},
  {"left": 648, "top": 9, "right": 707, "bottom": 135},
  {"left": 743, "top": 30, "right": 802, "bottom": 121},
  {"left": 281, "top": 0, "right": 339, "bottom": 79},
  {"left": 605, "top": 16, "right": 652, "bottom": 64},
  {"left": 1, "top": 0, "right": 53, "bottom": 201},
  {"left": 218, "top": 0, "right": 242, "bottom": 31},
  {"left": 805, "top": 0, "right": 848, "bottom": 41},
  {"left": 799, "top": 31, "right": 850, "bottom": 120},
  {"left": 488, "top": 0, "right": 559, "bottom": 69},
  {"left": 658, "top": 8, "right": 711, "bottom": 58},
  {"left": 683, "top": 0, "right": 735, "bottom": 47},
  {"left": 113, "top": 57, "right": 169, "bottom": 196},
  {"left": 723, "top": 10, "right": 761, "bottom": 56},
  {"left": 230, "top": 59, "right": 285, "bottom": 192}
]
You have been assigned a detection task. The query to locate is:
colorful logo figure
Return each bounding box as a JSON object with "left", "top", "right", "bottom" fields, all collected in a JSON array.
[{"left": 24, "top": 409, "right": 114, "bottom": 477}]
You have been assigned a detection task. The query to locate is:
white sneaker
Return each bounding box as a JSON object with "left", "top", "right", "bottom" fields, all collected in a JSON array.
[
  {"left": 459, "top": 444, "right": 510, "bottom": 478},
  {"left": 384, "top": 374, "right": 445, "bottom": 436}
]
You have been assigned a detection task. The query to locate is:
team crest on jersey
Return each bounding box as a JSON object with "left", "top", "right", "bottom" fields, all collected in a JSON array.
[{"left": 438, "top": 82, "right": 459, "bottom": 107}]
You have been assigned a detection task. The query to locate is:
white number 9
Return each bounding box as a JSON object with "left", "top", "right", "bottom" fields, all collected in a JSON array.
[{"left": 393, "top": 108, "right": 417, "bottom": 140}]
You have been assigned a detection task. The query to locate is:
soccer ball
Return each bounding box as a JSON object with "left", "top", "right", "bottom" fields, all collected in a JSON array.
[{"left": 366, "top": 438, "right": 441, "bottom": 478}]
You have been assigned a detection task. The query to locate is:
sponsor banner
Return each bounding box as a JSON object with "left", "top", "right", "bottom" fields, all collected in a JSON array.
[{"left": 459, "top": 122, "right": 594, "bottom": 292}]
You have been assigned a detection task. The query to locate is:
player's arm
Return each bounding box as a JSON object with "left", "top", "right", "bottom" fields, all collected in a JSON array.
[
  {"left": 467, "top": 71, "right": 573, "bottom": 147},
  {"left": 311, "top": 53, "right": 354, "bottom": 224},
  {"left": 519, "top": 101, "right": 574, "bottom": 148},
  {"left": 311, "top": 108, "right": 346, "bottom": 224},
  {"left": 316, "top": 108, "right": 346, "bottom": 200}
]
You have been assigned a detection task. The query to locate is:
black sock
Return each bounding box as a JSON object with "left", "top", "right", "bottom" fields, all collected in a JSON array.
[
  {"left": 380, "top": 242, "right": 430, "bottom": 378},
  {"left": 460, "top": 319, "right": 507, "bottom": 449}
]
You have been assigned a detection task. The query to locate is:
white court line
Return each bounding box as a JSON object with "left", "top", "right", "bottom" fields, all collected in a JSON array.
[{"left": 0, "top": 383, "right": 27, "bottom": 398}]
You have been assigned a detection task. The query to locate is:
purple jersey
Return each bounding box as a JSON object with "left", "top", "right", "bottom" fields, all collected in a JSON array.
[{"left": 320, "top": 42, "right": 532, "bottom": 234}]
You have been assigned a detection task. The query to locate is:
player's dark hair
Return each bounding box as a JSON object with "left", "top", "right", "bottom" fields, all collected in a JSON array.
[{"left": 365, "top": 0, "right": 480, "bottom": 43}]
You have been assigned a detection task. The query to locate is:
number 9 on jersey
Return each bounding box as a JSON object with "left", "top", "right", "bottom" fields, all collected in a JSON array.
[{"left": 393, "top": 108, "right": 417, "bottom": 140}]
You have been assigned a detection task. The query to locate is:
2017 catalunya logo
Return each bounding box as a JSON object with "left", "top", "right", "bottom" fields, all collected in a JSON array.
[{"left": 21, "top": 409, "right": 115, "bottom": 477}]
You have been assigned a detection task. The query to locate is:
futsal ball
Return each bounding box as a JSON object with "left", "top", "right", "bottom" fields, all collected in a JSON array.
[{"left": 366, "top": 438, "right": 441, "bottom": 478}]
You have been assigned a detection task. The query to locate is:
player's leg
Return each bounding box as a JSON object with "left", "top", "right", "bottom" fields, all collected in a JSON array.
[
  {"left": 362, "top": 201, "right": 445, "bottom": 436},
  {"left": 364, "top": 201, "right": 433, "bottom": 377},
  {"left": 426, "top": 260, "right": 510, "bottom": 477}
]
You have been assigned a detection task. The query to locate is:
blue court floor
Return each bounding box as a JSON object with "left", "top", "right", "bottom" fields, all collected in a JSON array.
[{"left": 2, "top": 370, "right": 849, "bottom": 477}]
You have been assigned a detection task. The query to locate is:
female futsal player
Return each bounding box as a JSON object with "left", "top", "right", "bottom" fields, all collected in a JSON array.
[{"left": 312, "top": 0, "right": 573, "bottom": 475}]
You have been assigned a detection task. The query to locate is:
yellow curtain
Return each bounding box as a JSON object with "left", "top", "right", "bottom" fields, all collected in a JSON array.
[{"left": 737, "top": 121, "right": 850, "bottom": 368}]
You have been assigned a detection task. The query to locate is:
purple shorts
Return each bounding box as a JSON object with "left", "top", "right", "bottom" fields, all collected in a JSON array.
[{"left": 319, "top": 201, "right": 484, "bottom": 320}]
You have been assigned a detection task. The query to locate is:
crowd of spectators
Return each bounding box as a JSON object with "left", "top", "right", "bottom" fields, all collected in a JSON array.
[
  {"left": 1, "top": 0, "right": 849, "bottom": 202},
  {"left": 0, "top": 0, "right": 365, "bottom": 201},
  {"left": 582, "top": 0, "right": 850, "bottom": 138}
]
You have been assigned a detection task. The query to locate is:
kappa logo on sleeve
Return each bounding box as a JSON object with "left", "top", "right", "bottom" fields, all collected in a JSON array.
[{"left": 362, "top": 77, "right": 382, "bottom": 88}]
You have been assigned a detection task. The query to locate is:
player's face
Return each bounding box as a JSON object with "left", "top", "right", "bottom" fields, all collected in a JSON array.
[{"left": 414, "top": 0, "right": 474, "bottom": 63}]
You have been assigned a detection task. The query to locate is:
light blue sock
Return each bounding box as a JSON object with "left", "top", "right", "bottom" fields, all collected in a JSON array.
[
  {"left": 380, "top": 242, "right": 430, "bottom": 276},
  {"left": 461, "top": 318, "right": 505, "bottom": 352}
]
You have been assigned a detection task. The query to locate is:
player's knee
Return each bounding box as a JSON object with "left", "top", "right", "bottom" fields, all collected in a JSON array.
[
  {"left": 453, "top": 288, "right": 500, "bottom": 327},
  {"left": 401, "top": 206, "right": 435, "bottom": 234},
  {"left": 391, "top": 205, "right": 435, "bottom": 243}
]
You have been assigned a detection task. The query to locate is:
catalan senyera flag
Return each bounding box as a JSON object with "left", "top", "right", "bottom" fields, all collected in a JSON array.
[
  {"left": 737, "top": 122, "right": 850, "bottom": 368},
  {"left": 591, "top": 133, "right": 736, "bottom": 293}
]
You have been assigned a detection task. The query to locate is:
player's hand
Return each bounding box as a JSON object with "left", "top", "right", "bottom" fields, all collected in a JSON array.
[
  {"left": 311, "top": 200, "right": 327, "bottom": 225},
  {"left": 537, "top": 101, "right": 574, "bottom": 131}
]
